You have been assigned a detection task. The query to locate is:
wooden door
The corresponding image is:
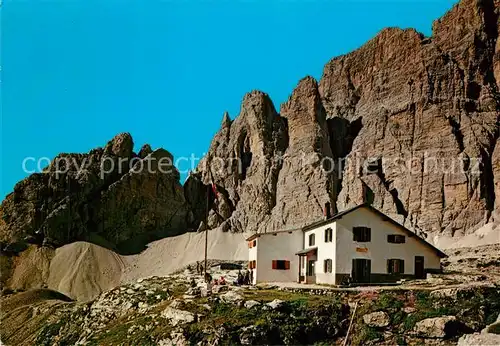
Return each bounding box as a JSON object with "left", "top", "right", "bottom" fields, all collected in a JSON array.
[
  {"left": 415, "top": 256, "right": 425, "bottom": 279},
  {"left": 352, "top": 259, "right": 371, "bottom": 283}
]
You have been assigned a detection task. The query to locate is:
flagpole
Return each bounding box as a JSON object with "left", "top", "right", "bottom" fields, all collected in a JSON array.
[{"left": 204, "top": 183, "right": 209, "bottom": 280}]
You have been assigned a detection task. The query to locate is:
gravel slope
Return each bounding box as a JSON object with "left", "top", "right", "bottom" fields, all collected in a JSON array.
[{"left": 45, "top": 230, "right": 249, "bottom": 301}]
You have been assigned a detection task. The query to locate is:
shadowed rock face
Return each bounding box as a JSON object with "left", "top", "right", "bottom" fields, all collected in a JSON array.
[
  {"left": 320, "top": 0, "right": 500, "bottom": 237},
  {"left": 0, "top": 133, "right": 189, "bottom": 249},
  {"left": 194, "top": 0, "right": 500, "bottom": 238},
  {"left": 192, "top": 91, "right": 289, "bottom": 233}
]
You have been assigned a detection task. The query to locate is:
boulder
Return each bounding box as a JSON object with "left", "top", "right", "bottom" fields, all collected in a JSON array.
[
  {"left": 161, "top": 307, "right": 195, "bottom": 326},
  {"left": 220, "top": 291, "right": 244, "bottom": 304},
  {"left": 403, "top": 307, "right": 416, "bottom": 314},
  {"left": 363, "top": 311, "right": 390, "bottom": 328},
  {"left": 244, "top": 300, "right": 260, "bottom": 309},
  {"left": 212, "top": 285, "right": 229, "bottom": 294},
  {"left": 158, "top": 330, "right": 189, "bottom": 346},
  {"left": 185, "top": 287, "right": 200, "bottom": 297},
  {"left": 239, "top": 325, "right": 259, "bottom": 345},
  {"left": 412, "top": 316, "right": 457, "bottom": 338},
  {"left": 458, "top": 333, "right": 500, "bottom": 346},
  {"left": 266, "top": 299, "right": 284, "bottom": 310}
]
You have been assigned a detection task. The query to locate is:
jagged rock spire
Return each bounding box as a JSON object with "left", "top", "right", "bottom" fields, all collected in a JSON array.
[{"left": 221, "top": 111, "right": 231, "bottom": 129}]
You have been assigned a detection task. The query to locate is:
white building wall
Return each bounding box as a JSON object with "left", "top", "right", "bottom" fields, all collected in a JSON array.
[
  {"left": 303, "top": 223, "right": 337, "bottom": 284},
  {"left": 335, "top": 208, "right": 441, "bottom": 276},
  {"left": 248, "top": 241, "right": 258, "bottom": 284},
  {"left": 254, "top": 231, "right": 303, "bottom": 283}
]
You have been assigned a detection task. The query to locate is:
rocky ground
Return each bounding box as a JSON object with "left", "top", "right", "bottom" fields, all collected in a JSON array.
[
  {"left": 442, "top": 244, "right": 500, "bottom": 278},
  {"left": 1, "top": 260, "right": 500, "bottom": 346}
]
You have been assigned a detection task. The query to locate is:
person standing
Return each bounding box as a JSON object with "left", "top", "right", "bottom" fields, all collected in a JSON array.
[
  {"left": 243, "top": 270, "right": 250, "bottom": 285},
  {"left": 236, "top": 270, "right": 243, "bottom": 285}
]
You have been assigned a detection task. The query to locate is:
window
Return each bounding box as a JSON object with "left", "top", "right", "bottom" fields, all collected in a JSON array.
[
  {"left": 309, "top": 233, "right": 315, "bottom": 246},
  {"left": 323, "top": 259, "right": 333, "bottom": 273},
  {"left": 353, "top": 227, "right": 371, "bottom": 242},
  {"left": 387, "top": 259, "right": 404, "bottom": 274},
  {"left": 248, "top": 260, "right": 256, "bottom": 269},
  {"left": 387, "top": 234, "right": 405, "bottom": 243},
  {"left": 324, "top": 228, "right": 333, "bottom": 243},
  {"left": 272, "top": 260, "right": 290, "bottom": 270},
  {"left": 248, "top": 239, "right": 257, "bottom": 248},
  {"left": 252, "top": 240, "right": 257, "bottom": 247}
]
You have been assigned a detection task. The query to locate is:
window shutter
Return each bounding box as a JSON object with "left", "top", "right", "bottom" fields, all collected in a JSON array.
[
  {"left": 400, "top": 260, "right": 405, "bottom": 274},
  {"left": 272, "top": 260, "right": 277, "bottom": 269},
  {"left": 387, "top": 259, "right": 391, "bottom": 274},
  {"left": 285, "top": 261, "right": 290, "bottom": 270}
]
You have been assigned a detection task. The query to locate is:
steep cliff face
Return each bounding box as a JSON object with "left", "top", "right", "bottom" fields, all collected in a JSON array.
[
  {"left": 320, "top": 0, "right": 499, "bottom": 237},
  {"left": 268, "top": 77, "right": 337, "bottom": 230},
  {"left": 0, "top": 133, "right": 190, "bottom": 249},
  {"left": 195, "top": 92, "right": 289, "bottom": 233},
  {"left": 194, "top": 0, "right": 500, "bottom": 238}
]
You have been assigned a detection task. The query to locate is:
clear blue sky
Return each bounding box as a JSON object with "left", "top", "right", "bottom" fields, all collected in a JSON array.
[{"left": 1, "top": 0, "right": 457, "bottom": 199}]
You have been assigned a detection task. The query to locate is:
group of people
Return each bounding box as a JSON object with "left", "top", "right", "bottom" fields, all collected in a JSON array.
[
  {"left": 235, "top": 269, "right": 252, "bottom": 285},
  {"left": 192, "top": 261, "right": 253, "bottom": 286},
  {"left": 195, "top": 261, "right": 205, "bottom": 275}
]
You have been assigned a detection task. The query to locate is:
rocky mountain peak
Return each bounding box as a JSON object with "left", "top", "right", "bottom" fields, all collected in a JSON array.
[
  {"left": 0, "top": 134, "right": 190, "bottom": 251},
  {"left": 221, "top": 111, "right": 231, "bottom": 129},
  {"left": 104, "top": 132, "right": 134, "bottom": 158},
  {"left": 138, "top": 144, "right": 153, "bottom": 159}
]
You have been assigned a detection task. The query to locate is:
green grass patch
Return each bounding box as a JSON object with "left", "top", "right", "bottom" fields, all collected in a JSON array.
[
  {"left": 487, "top": 322, "right": 500, "bottom": 335},
  {"left": 374, "top": 292, "right": 404, "bottom": 311},
  {"left": 351, "top": 325, "right": 382, "bottom": 345}
]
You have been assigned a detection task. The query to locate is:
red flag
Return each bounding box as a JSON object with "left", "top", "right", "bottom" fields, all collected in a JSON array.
[
  {"left": 211, "top": 183, "right": 218, "bottom": 199},
  {"left": 209, "top": 169, "right": 218, "bottom": 199}
]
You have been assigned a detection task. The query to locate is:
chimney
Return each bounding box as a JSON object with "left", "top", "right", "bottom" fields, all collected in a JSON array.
[{"left": 324, "top": 202, "right": 331, "bottom": 219}]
